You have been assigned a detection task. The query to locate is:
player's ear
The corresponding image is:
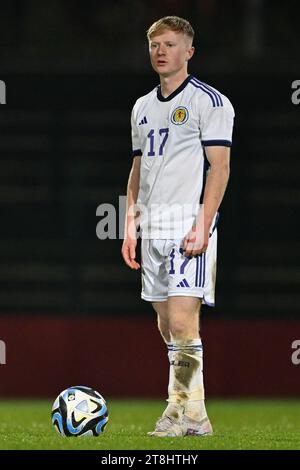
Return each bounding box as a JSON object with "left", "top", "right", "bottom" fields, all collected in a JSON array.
[{"left": 186, "top": 46, "right": 195, "bottom": 61}]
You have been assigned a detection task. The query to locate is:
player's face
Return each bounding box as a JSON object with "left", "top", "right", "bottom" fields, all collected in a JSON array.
[{"left": 149, "top": 30, "right": 194, "bottom": 78}]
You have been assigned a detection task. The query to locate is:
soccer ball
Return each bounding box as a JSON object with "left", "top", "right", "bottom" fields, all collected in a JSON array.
[{"left": 51, "top": 385, "right": 109, "bottom": 437}]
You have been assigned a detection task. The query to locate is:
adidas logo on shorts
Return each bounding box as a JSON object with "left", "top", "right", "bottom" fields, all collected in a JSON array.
[{"left": 176, "top": 278, "right": 190, "bottom": 288}]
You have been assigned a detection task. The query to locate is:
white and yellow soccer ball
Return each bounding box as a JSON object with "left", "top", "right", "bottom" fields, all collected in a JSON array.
[{"left": 52, "top": 386, "right": 108, "bottom": 437}]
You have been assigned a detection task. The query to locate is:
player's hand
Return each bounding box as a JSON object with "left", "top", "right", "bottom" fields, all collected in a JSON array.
[
  {"left": 182, "top": 225, "right": 209, "bottom": 257},
  {"left": 121, "top": 238, "right": 140, "bottom": 270}
]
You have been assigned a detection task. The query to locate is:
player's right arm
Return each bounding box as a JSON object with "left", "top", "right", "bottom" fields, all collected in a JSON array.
[{"left": 121, "top": 155, "right": 141, "bottom": 270}]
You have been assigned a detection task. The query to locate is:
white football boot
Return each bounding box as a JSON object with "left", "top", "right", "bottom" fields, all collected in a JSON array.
[
  {"left": 181, "top": 415, "right": 213, "bottom": 436},
  {"left": 147, "top": 415, "right": 184, "bottom": 437}
]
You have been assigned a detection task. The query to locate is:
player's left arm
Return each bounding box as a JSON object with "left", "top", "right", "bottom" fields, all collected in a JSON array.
[{"left": 183, "top": 146, "right": 230, "bottom": 256}]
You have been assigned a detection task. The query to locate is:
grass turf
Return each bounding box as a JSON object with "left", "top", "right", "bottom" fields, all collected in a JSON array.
[{"left": 0, "top": 399, "right": 299, "bottom": 450}]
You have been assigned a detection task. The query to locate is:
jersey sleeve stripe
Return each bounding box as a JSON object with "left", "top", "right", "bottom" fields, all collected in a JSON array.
[
  {"left": 132, "top": 149, "right": 142, "bottom": 156},
  {"left": 190, "top": 77, "right": 223, "bottom": 107},
  {"left": 190, "top": 79, "right": 217, "bottom": 107},
  {"left": 197, "top": 81, "right": 223, "bottom": 106},
  {"left": 191, "top": 77, "right": 223, "bottom": 106},
  {"left": 202, "top": 139, "right": 232, "bottom": 147}
]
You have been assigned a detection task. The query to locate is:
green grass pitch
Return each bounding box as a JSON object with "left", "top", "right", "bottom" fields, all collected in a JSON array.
[{"left": 0, "top": 399, "right": 299, "bottom": 450}]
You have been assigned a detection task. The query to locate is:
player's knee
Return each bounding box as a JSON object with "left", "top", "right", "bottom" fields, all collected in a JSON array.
[{"left": 169, "top": 320, "right": 190, "bottom": 340}]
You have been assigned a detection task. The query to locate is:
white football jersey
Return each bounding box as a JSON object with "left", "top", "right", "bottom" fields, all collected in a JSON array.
[{"left": 131, "top": 75, "right": 235, "bottom": 239}]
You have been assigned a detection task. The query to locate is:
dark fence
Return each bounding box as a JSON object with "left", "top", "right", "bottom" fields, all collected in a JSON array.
[{"left": 0, "top": 317, "right": 300, "bottom": 398}]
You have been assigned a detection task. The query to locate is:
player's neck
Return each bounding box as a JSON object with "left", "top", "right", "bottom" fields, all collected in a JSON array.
[{"left": 159, "top": 72, "right": 189, "bottom": 98}]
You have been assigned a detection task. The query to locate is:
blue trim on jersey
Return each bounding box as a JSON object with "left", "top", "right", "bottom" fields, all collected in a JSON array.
[
  {"left": 196, "top": 79, "right": 223, "bottom": 106},
  {"left": 202, "top": 139, "right": 232, "bottom": 147},
  {"left": 157, "top": 75, "right": 192, "bottom": 102},
  {"left": 190, "top": 79, "right": 216, "bottom": 106},
  {"left": 190, "top": 79, "right": 220, "bottom": 107},
  {"left": 190, "top": 77, "right": 223, "bottom": 107},
  {"left": 132, "top": 149, "right": 142, "bottom": 157}
]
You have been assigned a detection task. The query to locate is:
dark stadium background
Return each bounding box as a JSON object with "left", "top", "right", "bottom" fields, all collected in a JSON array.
[{"left": 0, "top": 0, "right": 299, "bottom": 398}]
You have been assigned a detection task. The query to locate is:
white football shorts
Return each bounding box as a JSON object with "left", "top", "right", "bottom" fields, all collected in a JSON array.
[{"left": 141, "top": 229, "right": 217, "bottom": 306}]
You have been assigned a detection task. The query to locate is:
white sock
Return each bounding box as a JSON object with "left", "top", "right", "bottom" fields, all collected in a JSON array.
[{"left": 164, "top": 339, "right": 206, "bottom": 421}]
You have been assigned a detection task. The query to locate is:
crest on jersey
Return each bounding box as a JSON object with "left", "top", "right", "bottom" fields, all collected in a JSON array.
[{"left": 171, "top": 106, "right": 189, "bottom": 125}]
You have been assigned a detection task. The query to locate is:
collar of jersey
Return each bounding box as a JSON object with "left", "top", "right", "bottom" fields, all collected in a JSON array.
[{"left": 156, "top": 75, "right": 192, "bottom": 102}]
